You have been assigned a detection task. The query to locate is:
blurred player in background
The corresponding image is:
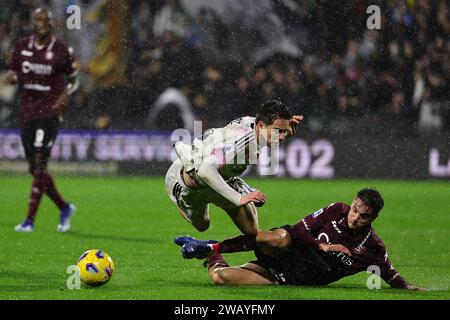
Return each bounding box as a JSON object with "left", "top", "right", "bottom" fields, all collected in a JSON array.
[
  {"left": 175, "top": 188, "right": 427, "bottom": 291},
  {"left": 165, "top": 99, "right": 303, "bottom": 235},
  {"left": 3, "top": 8, "right": 79, "bottom": 232}
]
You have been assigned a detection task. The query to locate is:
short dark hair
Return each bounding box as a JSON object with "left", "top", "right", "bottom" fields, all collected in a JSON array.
[
  {"left": 356, "top": 188, "right": 384, "bottom": 215},
  {"left": 255, "top": 100, "right": 292, "bottom": 125}
]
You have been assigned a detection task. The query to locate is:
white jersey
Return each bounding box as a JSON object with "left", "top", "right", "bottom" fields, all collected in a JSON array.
[{"left": 174, "top": 116, "right": 259, "bottom": 180}]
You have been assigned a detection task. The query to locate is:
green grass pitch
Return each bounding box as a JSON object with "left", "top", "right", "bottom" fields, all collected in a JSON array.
[{"left": 0, "top": 175, "right": 449, "bottom": 300}]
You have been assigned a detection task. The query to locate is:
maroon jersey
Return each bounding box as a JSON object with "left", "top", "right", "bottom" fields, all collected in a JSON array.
[
  {"left": 256, "top": 203, "right": 409, "bottom": 288},
  {"left": 10, "top": 35, "right": 77, "bottom": 123}
]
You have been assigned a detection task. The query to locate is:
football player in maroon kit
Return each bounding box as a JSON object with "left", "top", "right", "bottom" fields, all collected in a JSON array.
[
  {"left": 4, "top": 8, "right": 79, "bottom": 232},
  {"left": 175, "top": 188, "right": 427, "bottom": 291}
]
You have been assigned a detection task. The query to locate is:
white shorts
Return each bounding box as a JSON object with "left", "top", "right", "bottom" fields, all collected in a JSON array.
[{"left": 164, "top": 159, "right": 253, "bottom": 222}]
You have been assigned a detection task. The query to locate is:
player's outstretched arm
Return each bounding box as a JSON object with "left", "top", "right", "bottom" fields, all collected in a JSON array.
[
  {"left": 197, "top": 155, "right": 247, "bottom": 207},
  {"left": 370, "top": 245, "right": 428, "bottom": 291}
]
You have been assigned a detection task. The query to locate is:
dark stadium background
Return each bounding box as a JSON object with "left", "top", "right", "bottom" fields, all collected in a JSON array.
[{"left": 0, "top": 0, "right": 449, "bottom": 303}]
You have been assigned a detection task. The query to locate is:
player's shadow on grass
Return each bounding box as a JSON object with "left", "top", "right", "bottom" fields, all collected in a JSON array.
[{"left": 67, "top": 231, "right": 163, "bottom": 244}]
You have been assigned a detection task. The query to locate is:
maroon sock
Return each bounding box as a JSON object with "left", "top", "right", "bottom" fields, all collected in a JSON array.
[
  {"left": 207, "top": 253, "right": 229, "bottom": 269},
  {"left": 26, "top": 173, "right": 46, "bottom": 222},
  {"left": 215, "top": 234, "right": 257, "bottom": 254},
  {"left": 42, "top": 172, "right": 68, "bottom": 210}
]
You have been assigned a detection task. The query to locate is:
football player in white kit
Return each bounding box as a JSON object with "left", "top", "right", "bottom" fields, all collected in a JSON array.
[{"left": 165, "top": 100, "right": 303, "bottom": 235}]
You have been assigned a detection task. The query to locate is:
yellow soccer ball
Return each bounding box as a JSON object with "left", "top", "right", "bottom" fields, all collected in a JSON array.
[{"left": 76, "top": 249, "right": 115, "bottom": 287}]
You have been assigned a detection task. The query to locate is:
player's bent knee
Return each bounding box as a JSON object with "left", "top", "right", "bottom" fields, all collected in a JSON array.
[
  {"left": 211, "top": 268, "right": 233, "bottom": 285},
  {"left": 271, "top": 229, "right": 290, "bottom": 249},
  {"left": 257, "top": 229, "right": 290, "bottom": 250}
]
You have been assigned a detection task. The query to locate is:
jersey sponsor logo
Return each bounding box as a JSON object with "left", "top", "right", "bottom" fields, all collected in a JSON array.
[
  {"left": 318, "top": 232, "right": 329, "bottom": 242},
  {"left": 21, "top": 61, "right": 53, "bottom": 75},
  {"left": 333, "top": 252, "right": 353, "bottom": 266},
  {"left": 23, "top": 83, "right": 51, "bottom": 91},
  {"left": 21, "top": 50, "right": 33, "bottom": 57}
]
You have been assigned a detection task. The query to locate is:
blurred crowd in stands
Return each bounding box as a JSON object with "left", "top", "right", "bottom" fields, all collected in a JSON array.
[{"left": 0, "top": 0, "right": 449, "bottom": 134}]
